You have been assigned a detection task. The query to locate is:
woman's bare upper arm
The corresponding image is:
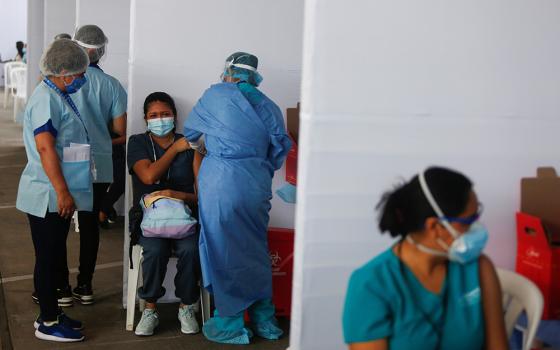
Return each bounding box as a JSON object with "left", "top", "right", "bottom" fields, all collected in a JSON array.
[
  {"left": 479, "top": 254, "right": 509, "bottom": 350},
  {"left": 132, "top": 159, "right": 155, "bottom": 185}
]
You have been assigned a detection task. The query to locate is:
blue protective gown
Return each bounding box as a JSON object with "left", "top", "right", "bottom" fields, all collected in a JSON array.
[{"left": 183, "top": 82, "right": 291, "bottom": 317}]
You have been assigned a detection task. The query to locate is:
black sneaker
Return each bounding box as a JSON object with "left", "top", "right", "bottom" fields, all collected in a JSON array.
[
  {"left": 99, "top": 219, "right": 111, "bottom": 230},
  {"left": 107, "top": 207, "right": 117, "bottom": 223},
  {"left": 72, "top": 284, "right": 94, "bottom": 305},
  {"left": 32, "top": 286, "right": 73, "bottom": 307}
]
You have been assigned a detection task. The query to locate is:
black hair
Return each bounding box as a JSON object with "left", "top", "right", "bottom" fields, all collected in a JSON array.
[
  {"left": 377, "top": 166, "right": 473, "bottom": 238},
  {"left": 143, "top": 92, "right": 177, "bottom": 117},
  {"left": 16, "top": 41, "right": 24, "bottom": 58}
]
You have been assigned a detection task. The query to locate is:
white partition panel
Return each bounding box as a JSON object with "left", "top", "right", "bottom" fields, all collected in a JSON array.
[
  {"left": 290, "top": 1, "right": 560, "bottom": 349},
  {"left": 44, "top": 0, "right": 75, "bottom": 47},
  {"left": 123, "top": 0, "right": 303, "bottom": 304},
  {"left": 25, "top": 0, "right": 44, "bottom": 98},
  {"left": 76, "top": 0, "right": 130, "bottom": 85}
]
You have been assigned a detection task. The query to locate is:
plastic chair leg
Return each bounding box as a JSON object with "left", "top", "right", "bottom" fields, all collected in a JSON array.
[
  {"left": 126, "top": 245, "right": 142, "bottom": 331},
  {"left": 201, "top": 285, "right": 211, "bottom": 324},
  {"left": 139, "top": 298, "right": 146, "bottom": 312},
  {"left": 3, "top": 88, "right": 8, "bottom": 109},
  {"left": 72, "top": 212, "right": 79, "bottom": 233},
  {"left": 12, "top": 98, "right": 18, "bottom": 122}
]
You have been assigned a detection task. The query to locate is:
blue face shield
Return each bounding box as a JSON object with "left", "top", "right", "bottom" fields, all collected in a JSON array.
[
  {"left": 65, "top": 75, "right": 87, "bottom": 94},
  {"left": 147, "top": 117, "right": 175, "bottom": 137}
]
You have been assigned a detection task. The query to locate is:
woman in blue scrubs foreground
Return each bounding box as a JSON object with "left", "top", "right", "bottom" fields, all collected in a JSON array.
[
  {"left": 343, "top": 167, "right": 508, "bottom": 350},
  {"left": 16, "top": 39, "right": 91, "bottom": 342}
]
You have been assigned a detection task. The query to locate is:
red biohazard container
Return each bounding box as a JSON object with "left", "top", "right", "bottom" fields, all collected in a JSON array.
[
  {"left": 285, "top": 104, "right": 299, "bottom": 186},
  {"left": 285, "top": 139, "right": 298, "bottom": 186},
  {"left": 516, "top": 212, "right": 560, "bottom": 319},
  {"left": 268, "top": 227, "right": 295, "bottom": 317}
]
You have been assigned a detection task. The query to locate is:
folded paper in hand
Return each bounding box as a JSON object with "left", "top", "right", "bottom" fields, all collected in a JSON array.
[{"left": 63, "top": 143, "right": 90, "bottom": 162}]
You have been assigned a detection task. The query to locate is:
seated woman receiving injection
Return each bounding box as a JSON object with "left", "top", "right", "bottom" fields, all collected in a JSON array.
[{"left": 127, "top": 92, "right": 202, "bottom": 337}]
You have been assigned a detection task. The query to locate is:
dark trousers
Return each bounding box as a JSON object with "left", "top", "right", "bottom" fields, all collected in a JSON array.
[
  {"left": 138, "top": 233, "right": 201, "bottom": 305},
  {"left": 28, "top": 212, "right": 70, "bottom": 321},
  {"left": 76, "top": 183, "right": 109, "bottom": 286},
  {"left": 100, "top": 149, "right": 125, "bottom": 215}
]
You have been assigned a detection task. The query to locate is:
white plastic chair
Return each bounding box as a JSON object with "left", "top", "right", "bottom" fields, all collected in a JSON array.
[
  {"left": 125, "top": 244, "right": 211, "bottom": 331},
  {"left": 497, "top": 268, "right": 543, "bottom": 350},
  {"left": 3, "top": 61, "right": 25, "bottom": 109},
  {"left": 72, "top": 211, "right": 79, "bottom": 233},
  {"left": 10, "top": 66, "right": 27, "bottom": 121}
]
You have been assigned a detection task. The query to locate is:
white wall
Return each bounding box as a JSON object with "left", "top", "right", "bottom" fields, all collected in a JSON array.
[
  {"left": 76, "top": 0, "right": 130, "bottom": 85},
  {"left": 123, "top": 0, "right": 303, "bottom": 304},
  {"left": 290, "top": 1, "right": 560, "bottom": 349},
  {"left": 75, "top": 0, "right": 130, "bottom": 216},
  {"left": 43, "top": 0, "right": 75, "bottom": 47},
  {"left": 0, "top": 0, "right": 27, "bottom": 86}
]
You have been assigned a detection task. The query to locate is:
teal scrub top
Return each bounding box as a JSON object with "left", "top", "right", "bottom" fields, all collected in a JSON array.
[
  {"left": 72, "top": 65, "right": 127, "bottom": 183},
  {"left": 343, "top": 247, "right": 484, "bottom": 350},
  {"left": 16, "top": 82, "right": 93, "bottom": 218}
]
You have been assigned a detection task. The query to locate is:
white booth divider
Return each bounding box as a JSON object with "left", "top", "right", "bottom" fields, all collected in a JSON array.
[
  {"left": 290, "top": 1, "right": 560, "bottom": 349},
  {"left": 26, "top": 0, "right": 44, "bottom": 98},
  {"left": 44, "top": 0, "right": 75, "bottom": 47},
  {"left": 123, "top": 0, "right": 303, "bottom": 304},
  {"left": 75, "top": 0, "right": 131, "bottom": 216},
  {"left": 76, "top": 0, "right": 131, "bottom": 86}
]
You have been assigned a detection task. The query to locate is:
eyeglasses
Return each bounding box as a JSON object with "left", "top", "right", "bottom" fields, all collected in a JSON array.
[{"left": 443, "top": 203, "right": 483, "bottom": 226}]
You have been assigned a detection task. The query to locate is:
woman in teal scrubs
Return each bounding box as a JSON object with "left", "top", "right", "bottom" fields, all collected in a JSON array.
[
  {"left": 343, "top": 167, "right": 508, "bottom": 350},
  {"left": 16, "top": 39, "right": 91, "bottom": 343}
]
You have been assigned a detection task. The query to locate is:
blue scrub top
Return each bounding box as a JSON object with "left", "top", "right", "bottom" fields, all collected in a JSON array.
[
  {"left": 16, "top": 82, "right": 93, "bottom": 217},
  {"left": 72, "top": 65, "right": 127, "bottom": 183},
  {"left": 343, "top": 247, "right": 484, "bottom": 350}
]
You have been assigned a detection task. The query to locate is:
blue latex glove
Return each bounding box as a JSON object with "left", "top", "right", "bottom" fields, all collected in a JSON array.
[{"left": 276, "top": 183, "right": 296, "bottom": 204}]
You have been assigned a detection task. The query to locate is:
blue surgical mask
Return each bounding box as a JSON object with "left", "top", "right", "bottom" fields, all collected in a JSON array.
[
  {"left": 64, "top": 75, "right": 87, "bottom": 94},
  {"left": 445, "top": 224, "right": 489, "bottom": 263},
  {"left": 147, "top": 117, "right": 175, "bottom": 137},
  {"left": 407, "top": 223, "right": 489, "bottom": 264}
]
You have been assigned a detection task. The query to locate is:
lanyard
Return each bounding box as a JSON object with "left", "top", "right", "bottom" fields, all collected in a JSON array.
[
  {"left": 43, "top": 78, "right": 89, "bottom": 142},
  {"left": 148, "top": 133, "right": 170, "bottom": 182}
]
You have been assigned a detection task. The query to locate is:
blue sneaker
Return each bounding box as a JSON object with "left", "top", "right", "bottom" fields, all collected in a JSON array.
[
  {"left": 34, "top": 322, "right": 84, "bottom": 342},
  {"left": 34, "top": 313, "right": 83, "bottom": 330}
]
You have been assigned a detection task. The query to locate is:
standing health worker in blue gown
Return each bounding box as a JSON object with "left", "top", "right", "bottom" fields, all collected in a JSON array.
[
  {"left": 16, "top": 39, "right": 91, "bottom": 343},
  {"left": 183, "top": 52, "right": 292, "bottom": 345}
]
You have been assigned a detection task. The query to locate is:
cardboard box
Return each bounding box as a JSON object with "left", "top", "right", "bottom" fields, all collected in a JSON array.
[
  {"left": 285, "top": 103, "right": 299, "bottom": 186},
  {"left": 517, "top": 167, "right": 560, "bottom": 319}
]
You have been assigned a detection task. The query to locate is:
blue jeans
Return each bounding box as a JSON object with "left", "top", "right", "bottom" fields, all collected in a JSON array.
[{"left": 138, "top": 233, "right": 201, "bottom": 304}]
